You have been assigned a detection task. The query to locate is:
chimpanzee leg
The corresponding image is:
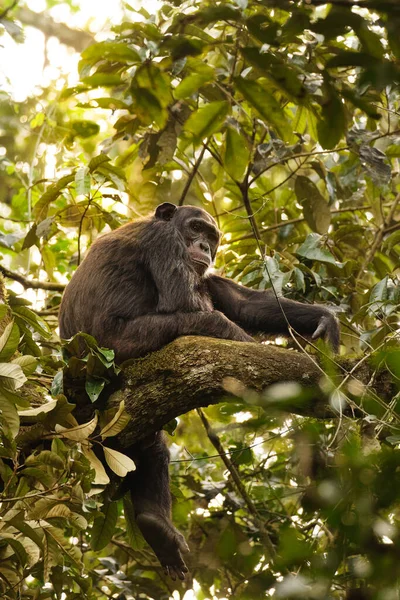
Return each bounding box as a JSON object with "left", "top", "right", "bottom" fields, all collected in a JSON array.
[{"left": 129, "top": 431, "right": 189, "bottom": 580}]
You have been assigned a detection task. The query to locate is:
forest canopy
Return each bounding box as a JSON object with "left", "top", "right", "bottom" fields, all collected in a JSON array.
[{"left": 0, "top": 1, "right": 399, "bottom": 599}]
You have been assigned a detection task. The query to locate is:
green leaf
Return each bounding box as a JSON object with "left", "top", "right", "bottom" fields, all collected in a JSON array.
[
  {"left": 88, "top": 154, "right": 111, "bottom": 172},
  {"left": 174, "top": 68, "right": 215, "bottom": 100},
  {"left": 75, "top": 167, "right": 91, "bottom": 197},
  {"left": 90, "top": 501, "right": 118, "bottom": 551},
  {"left": 26, "top": 450, "right": 65, "bottom": 470},
  {"left": 184, "top": 101, "right": 230, "bottom": 145},
  {"left": 81, "top": 74, "right": 124, "bottom": 88},
  {"left": 240, "top": 47, "right": 307, "bottom": 102},
  {"left": 12, "top": 305, "right": 51, "bottom": 339},
  {"left": 71, "top": 120, "right": 100, "bottom": 139},
  {"left": 369, "top": 276, "right": 388, "bottom": 303},
  {"left": 81, "top": 41, "right": 141, "bottom": 64},
  {"left": 295, "top": 176, "right": 331, "bottom": 234},
  {"left": 33, "top": 174, "right": 75, "bottom": 222},
  {"left": 123, "top": 495, "right": 146, "bottom": 550},
  {"left": 296, "top": 233, "right": 337, "bottom": 265},
  {"left": 224, "top": 126, "right": 250, "bottom": 182},
  {"left": 0, "top": 321, "right": 19, "bottom": 362},
  {"left": 0, "top": 394, "right": 20, "bottom": 437},
  {"left": 317, "top": 90, "right": 346, "bottom": 149},
  {"left": 85, "top": 377, "right": 106, "bottom": 403},
  {"left": 234, "top": 77, "right": 293, "bottom": 142},
  {"left": 12, "top": 355, "right": 37, "bottom": 376}
]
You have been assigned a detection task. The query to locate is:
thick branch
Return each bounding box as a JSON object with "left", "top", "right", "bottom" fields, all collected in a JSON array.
[{"left": 109, "top": 337, "right": 339, "bottom": 447}]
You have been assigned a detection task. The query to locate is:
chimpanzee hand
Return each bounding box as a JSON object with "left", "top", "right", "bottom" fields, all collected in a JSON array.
[{"left": 311, "top": 312, "right": 340, "bottom": 352}]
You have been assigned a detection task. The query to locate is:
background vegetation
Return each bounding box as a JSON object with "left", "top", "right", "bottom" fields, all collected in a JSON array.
[{"left": 0, "top": 0, "right": 399, "bottom": 598}]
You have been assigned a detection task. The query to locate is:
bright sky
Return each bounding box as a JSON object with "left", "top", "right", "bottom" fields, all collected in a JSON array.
[{"left": 0, "top": 0, "right": 161, "bottom": 101}]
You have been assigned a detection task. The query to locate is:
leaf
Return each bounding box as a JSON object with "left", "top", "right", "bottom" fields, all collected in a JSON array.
[
  {"left": 81, "top": 444, "right": 110, "bottom": 485},
  {"left": 81, "top": 74, "right": 124, "bottom": 87},
  {"left": 174, "top": 67, "right": 215, "bottom": 100},
  {"left": 4, "top": 537, "right": 28, "bottom": 567},
  {"left": 0, "top": 321, "right": 20, "bottom": 362},
  {"left": 85, "top": 377, "right": 106, "bottom": 403},
  {"left": 22, "top": 224, "right": 39, "bottom": 250},
  {"left": 8, "top": 514, "right": 44, "bottom": 550},
  {"left": 32, "top": 174, "right": 75, "bottom": 221},
  {"left": 123, "top": 495, "right": 146, "bottom": 550},
  {"left": 19, "top": 398, "right": 58, "bottom": 417},
  {"left": 26, "top": 450, "right": 65, "bottom": 470},
  {"left": 88, "top": 154, "right": 111, "bottom": 172},
  {"left": 184, "top": 101, "right": 230, "bottom": 145},
  {"left": 0, "top": 394, "right": 20, "bottom": 437},
  {"left": 100, "top": 401, "right": 130, "bottom": 438},
  {"left": 90, "top": 501, "right": 118, "bottom": 551},
  {"left": 103, "top": 447, "right": 136, "bottom": 477},
  {"left": 56, "top": 414, "right": 98, "bottom": 441},
  {"left": 224, "top": 126, "right": 250, "bottom": 182},
  {"left": 75, "top": 167, "right": 91, "bottom": 196},
  {"left": 295, "top": 176, "right": 331, "bottom": 234},
  {"left": 13, "top": 305, "right": 51, "bottom": 339},
  {"left": 234, "top": 77, "right": 293, "bottom": 142},
  {"left": 81, "top": 41, "right": 141, "bottom": 64},
  {"left": 369, "top": 276, "right": 388, "bottom": 304},
  {"left": 240, "top": 47, "right": 307, "bottom": 102},
  {"left": 317, "top": 90, "right": 346, "bottom": 150},
  {"left": 71, "top": 120, "right": 100, "bottom": 139},
  {"left": 296, "top": 233, "right": 337, "bottom": 265},
  {"left": 0, "top": 363, "right": 27, "bottom": 391},
  {"left": 12, "top": 355, "right": 37, "bottom": 376}
]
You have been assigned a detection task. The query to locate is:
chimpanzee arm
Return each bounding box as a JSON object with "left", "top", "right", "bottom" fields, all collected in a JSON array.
[
  {"left": 207, "top": 275, "right": 340, "bottom": 351},
  {"left": 102, "top": 310, "right": 254, "bottom": 362}
]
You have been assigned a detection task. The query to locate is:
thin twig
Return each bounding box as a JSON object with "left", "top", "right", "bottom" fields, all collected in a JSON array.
[
  {"left": 178, "top": 142, "right": 208, "bottom": 206},
  {"left": 197, "top": 408, "right": 276, "bottom": 558}
]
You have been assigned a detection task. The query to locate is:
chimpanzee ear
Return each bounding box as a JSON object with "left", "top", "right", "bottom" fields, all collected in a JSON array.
[{"left": 155, "top": 203, "right": 177, "bottom": 221}]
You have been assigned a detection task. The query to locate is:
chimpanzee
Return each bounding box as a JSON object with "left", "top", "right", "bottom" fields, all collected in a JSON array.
[{"left": 59, "top": 202, "right": 339, "bottom": 579}]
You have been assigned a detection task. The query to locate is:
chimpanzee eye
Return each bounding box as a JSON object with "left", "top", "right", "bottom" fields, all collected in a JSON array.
[{"left": 191, "top": 220, "right": 202, "bottom": 233}]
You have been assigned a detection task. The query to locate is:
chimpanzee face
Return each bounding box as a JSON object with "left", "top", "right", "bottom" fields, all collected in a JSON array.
[{"left": 155, "top": 203, "right": 221, "bottom": 275}]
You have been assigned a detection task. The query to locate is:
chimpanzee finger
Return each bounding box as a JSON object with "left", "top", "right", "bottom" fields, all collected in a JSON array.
[{"left": 311, "top": 318, "right": 327, "bottom": 340}]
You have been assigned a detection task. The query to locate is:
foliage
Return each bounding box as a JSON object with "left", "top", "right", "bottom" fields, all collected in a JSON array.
[{"left": 0, "top": 0, "right": 399, "bottom": 598}]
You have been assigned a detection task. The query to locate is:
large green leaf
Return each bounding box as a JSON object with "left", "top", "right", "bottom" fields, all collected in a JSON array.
[
  {"left": 90, "top": 502, "right": 118, "bottom": 551},
  {"left": 81, "top": 41, "right": 141, "bottom": 64},
  {"left": 224, "top": 126, "right": 250, "bottom": 182},
  {"left": 317, "top": 89, "right": 347, "bottom": 149},
  {"left": 184, "top": 101, "right": 230, "bottom": 145},
  {"left": 296, "top": 233, "right": 337, "bottom": 265},
  {"left": 235, "top": 77, "right": 293, "bottom": 142},
  {"left": 295, "top": 176, "right": 331, "bottom": 233}
]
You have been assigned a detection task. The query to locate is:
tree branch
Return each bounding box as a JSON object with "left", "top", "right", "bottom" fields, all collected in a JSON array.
[
  {"left": 103, "top": 336, "right": 388, "bottom": 448},
  {"left": 0, "top": 265, "right": 65, "bottom": 292}
]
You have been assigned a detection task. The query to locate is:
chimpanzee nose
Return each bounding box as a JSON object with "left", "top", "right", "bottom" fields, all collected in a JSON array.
[{"left": 199, "top": 241, "right": 210, "bottom": 254}]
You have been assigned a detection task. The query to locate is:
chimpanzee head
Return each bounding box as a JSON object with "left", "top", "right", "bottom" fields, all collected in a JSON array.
[{"left": 155, "top": 203, "right": 221, "bottom": 275}]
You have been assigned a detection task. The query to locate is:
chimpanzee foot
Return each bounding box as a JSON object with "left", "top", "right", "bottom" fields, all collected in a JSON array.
[{"left": 136, "top": 512, "right": 189, "bottom": 580}]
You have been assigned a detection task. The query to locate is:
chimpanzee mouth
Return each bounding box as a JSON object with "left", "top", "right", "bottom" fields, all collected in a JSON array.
[{"left": 191, "top": 254, "right": 210, "bottom": 266}]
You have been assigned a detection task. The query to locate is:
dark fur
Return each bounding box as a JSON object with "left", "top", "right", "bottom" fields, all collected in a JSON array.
[{"left": 59, "top": 203, "right": 339, "bottom": 578}]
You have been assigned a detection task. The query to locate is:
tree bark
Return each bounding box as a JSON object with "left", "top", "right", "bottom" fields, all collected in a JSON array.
[
  {"left": 106, "top": 336, "right": 384, "bottom": 448},
  {"left": 19, "top": 336, "right": 395, "bottom": 451}
]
